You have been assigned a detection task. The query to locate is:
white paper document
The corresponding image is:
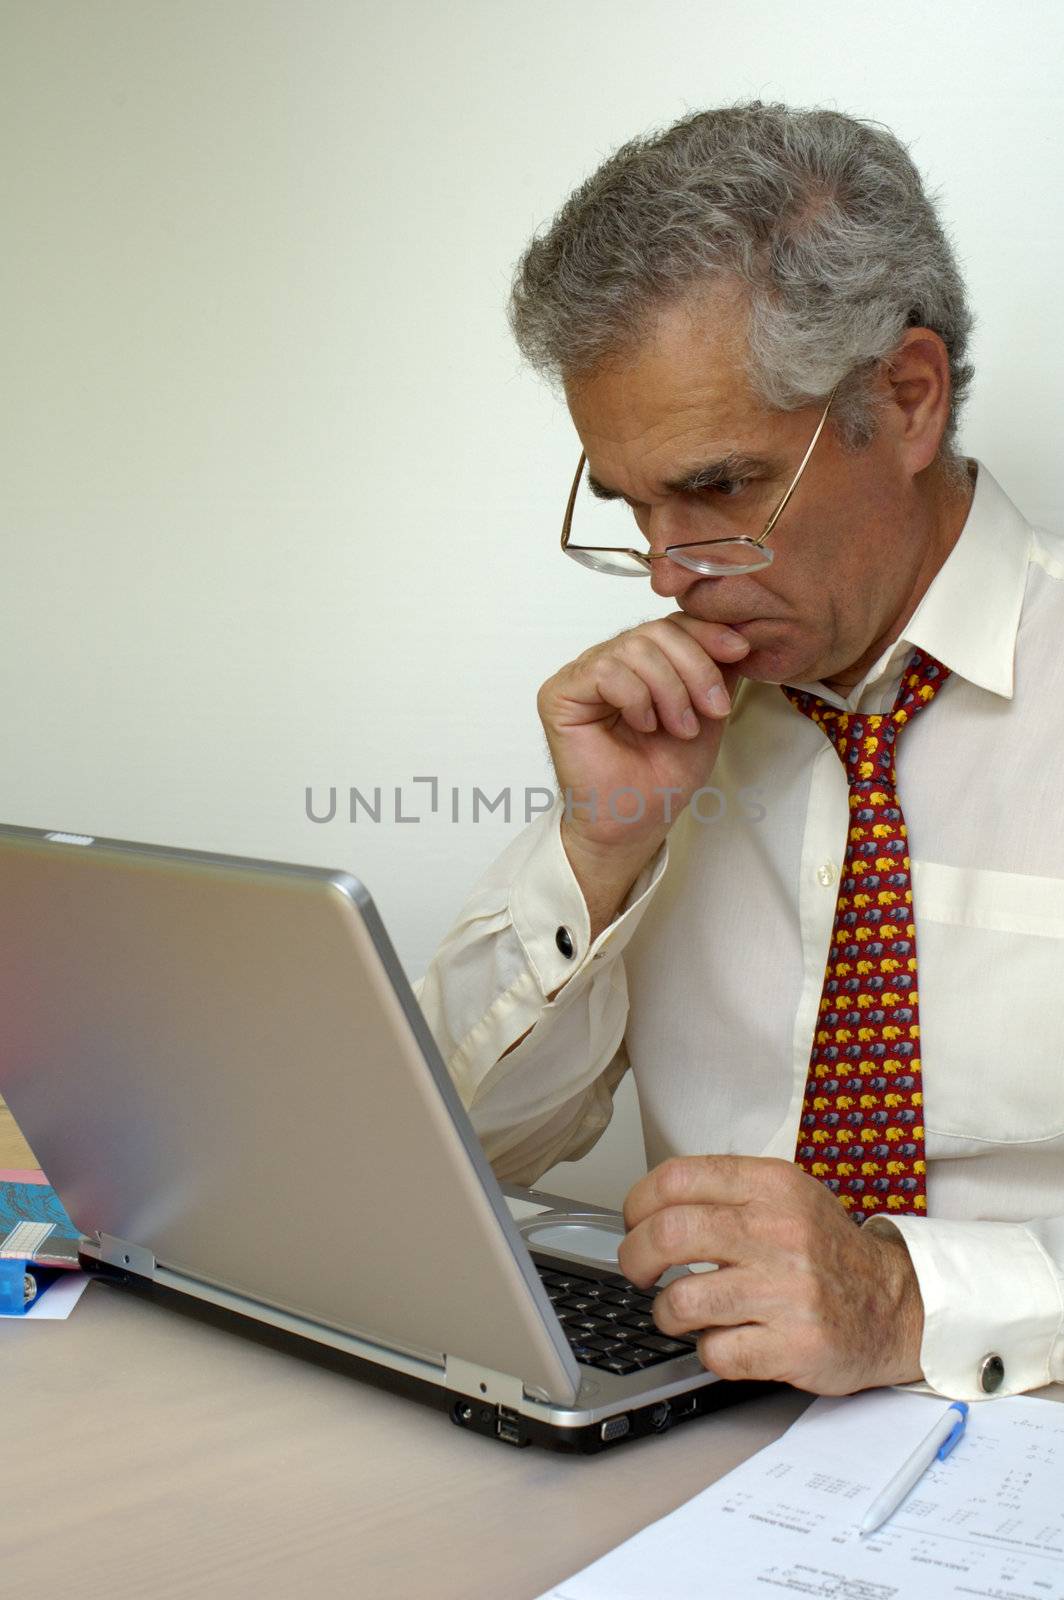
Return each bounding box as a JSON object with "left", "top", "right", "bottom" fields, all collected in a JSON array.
[{"left": 538, "top": 1389, "right": 1064, "bottom": 1599}]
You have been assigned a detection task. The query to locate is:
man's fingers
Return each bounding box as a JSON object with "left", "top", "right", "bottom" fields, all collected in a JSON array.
[
  {"left": 652, "top": 1263, "right": 761, "bottom": 1337},
  {"left": 617, "top": 1201, "right": 748, "bottom": 1289},
  {"left": 623, "top": 1153, "right": 792, "bottom": 1233},
  {"left": 543, "top": 613, "right": 749, "bottom": 739},
  {"left": 667, "top": 613, "right": 754, "bottom": 657},
  {"left": 695, "top": 1325, "right": 773, "bottom": 1384},
  {"left": 587, "top": 658, "right": 659, "bottom": 732},
  {"left": 608, "top": 633, "right": 714, "bottom": 738},
  {"left": 629, "top": 618, "right": 748, "bottom": 719}
]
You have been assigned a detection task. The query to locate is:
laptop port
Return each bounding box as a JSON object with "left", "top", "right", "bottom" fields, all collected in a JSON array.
[
  {"left": 599, "top": 1415, "right": 631, "bottom": 1443},
  {"left": 673, "top": 1394, "right": 698, "bottom": 1419},
  {"left": 495, "top": 1405, "right": 526, "bottom": 1446},
  {"left": 648, "top": 1401, "right": 672, "bottom": 1431}
]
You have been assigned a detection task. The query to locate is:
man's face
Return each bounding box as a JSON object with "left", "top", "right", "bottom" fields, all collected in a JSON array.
[{"left": 564, "top": 288, "right": 944, "bottom": 688}]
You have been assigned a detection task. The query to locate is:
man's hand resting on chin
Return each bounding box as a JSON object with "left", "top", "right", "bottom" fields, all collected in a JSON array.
[{"left": 617, "top": 1154, "right": 925, "bottom": 1395}]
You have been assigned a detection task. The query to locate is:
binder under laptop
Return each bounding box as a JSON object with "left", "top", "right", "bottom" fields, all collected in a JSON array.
[{"left": 0, "top": 824, "right": 768, "bottom": 1451}]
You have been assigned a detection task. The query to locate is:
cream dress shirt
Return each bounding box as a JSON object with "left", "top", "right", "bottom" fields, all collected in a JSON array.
[{"left": 415, "top": 462, "right": 1064, "bottom": 1402}]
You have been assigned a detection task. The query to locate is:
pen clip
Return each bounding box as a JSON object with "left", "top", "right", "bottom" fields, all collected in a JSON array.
[{"left": 936, "top": 1401, "right": 969, "bottom": 1462}]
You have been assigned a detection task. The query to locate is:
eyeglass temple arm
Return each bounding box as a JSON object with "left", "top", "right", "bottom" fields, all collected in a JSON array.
[
  {"left": 561, "top": 451, "right": 586, "bottom": 550},
  {"left": 753, "top": 382, "right": 840, "bottom": 548}
]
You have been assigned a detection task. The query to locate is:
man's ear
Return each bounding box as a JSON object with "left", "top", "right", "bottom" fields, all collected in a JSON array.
[{"left": 881, "top": 328, "right": 952, "bottom": 476}]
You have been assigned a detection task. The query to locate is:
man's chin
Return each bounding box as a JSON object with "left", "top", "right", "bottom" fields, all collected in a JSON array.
[
  {"left": 712, "top": 619, "right": 822, "bottom": 687},
  {"left": 735, "top": 650, "right": 791, "bottom": 685},
  {"left": 735, "top": 642, "right": 819, "bottom": 687}
]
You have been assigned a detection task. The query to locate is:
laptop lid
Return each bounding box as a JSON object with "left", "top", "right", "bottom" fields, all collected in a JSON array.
[{"left": 0, "top": 824, "right": 581, "bottom": 1405}]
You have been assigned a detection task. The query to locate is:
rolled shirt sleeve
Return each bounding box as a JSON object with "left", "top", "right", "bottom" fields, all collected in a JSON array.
[
  {"left": 864, "top": 1212, "right": 1064, "bottom": 1399},
  {"left": 413, "top": 797, "right": 667, "bottom": 1184}
]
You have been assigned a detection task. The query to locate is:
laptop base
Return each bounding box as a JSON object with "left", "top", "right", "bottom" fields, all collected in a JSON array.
[{"left": 79, "top": 1253, "right": 775, "bottom": 1454}]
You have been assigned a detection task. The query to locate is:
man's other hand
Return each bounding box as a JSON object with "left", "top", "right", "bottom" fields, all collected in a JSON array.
[
  {"left": 617, "top": 1154, "right": 924, "bottom": 1394},
  {"left": 537, "top": 614, "right": 751, "bottom": 941},
  {"left": 537, "top": 613, "right": 751, "bottom": 854}
]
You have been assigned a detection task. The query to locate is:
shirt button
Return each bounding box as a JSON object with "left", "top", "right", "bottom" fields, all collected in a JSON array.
[
  {"left": 816, "top": 862, "right": 838, "bottom": 887},
  {"left": 555, "top": 926, "right": 575, "bottom": 960},
  {"left": 979, "top": 1353, "right": 1005, "bottom": 1393}
]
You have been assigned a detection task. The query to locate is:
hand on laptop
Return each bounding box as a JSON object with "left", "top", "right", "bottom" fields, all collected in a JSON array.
[{"left": 617, "top": 1154, "right": 925, "bottom": 1395}]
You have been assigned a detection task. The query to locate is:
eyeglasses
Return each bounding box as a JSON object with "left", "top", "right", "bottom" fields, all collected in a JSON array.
[{"left": 560, "top": 382, "right": 839, "bottom": 578}]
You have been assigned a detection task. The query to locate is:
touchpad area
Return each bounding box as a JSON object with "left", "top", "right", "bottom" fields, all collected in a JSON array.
[{"left": 525, "top": 1220, "right": 626, "bottom": 1265}]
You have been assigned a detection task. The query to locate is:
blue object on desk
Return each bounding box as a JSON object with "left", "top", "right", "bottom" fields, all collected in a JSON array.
[
  {"left": 935, "top": 1403, "right": 969, "bottom": 1460},
  {"left": 0, "top": 1258, "right": 62, "bottom": 1315},
  {"left": 859, "top": 1400, "right": 970, "bottom": 1536}
]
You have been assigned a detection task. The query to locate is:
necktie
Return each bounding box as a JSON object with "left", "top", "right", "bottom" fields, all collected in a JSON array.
[{"left": 780, "top": 648, "right": 950, "bottom": 1223}]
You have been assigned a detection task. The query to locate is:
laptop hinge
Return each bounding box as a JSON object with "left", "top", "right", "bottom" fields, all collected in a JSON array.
[
  {"left": 444, "top": 1355, "right": 525, "bottom": 1409},
  {"left": 96, "top": 1234, "right": 157, "bottom": 1275}
]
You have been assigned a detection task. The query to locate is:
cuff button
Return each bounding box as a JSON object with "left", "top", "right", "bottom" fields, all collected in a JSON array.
[
  {"left": 555, "top": 925, "right": 575, "bottom": 959},
  {"left": 979, "top": 1353, "right": 1005, "bottom": 1394}
]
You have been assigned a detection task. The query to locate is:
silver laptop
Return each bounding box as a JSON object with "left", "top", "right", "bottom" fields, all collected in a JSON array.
[{"left": 0, "top": 823, "right": 767, "bottom": 1451}]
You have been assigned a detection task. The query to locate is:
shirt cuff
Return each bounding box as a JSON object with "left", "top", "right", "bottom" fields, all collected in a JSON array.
[
  {"left": 864, "top": 1214, "right": 1064, "bottom": 1400},
  {"left": 508, "top": 799, "right": 668, "bottom": 997}
]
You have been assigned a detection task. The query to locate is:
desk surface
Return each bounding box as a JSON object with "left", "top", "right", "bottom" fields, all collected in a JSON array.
[
  {"left": 7, "top": 1282, "right": 1063, "bottom": 1600},
  {"left": 6, "top": 1281, "right": 812, "bottom": 1600},
  {"left": 6, "top": 1100, "right": 1064, "bottom": 1599}
]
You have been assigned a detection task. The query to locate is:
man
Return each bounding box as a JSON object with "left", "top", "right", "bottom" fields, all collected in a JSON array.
[{"left": 416, "top": 102, "right": 1064, "bottom": 1401}]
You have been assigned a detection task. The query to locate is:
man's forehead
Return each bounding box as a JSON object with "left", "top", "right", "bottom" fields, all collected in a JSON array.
[
  {"left": 567, "top": 365, "right": 781, "bottom": 500},
  {"left": 563, "top": 287, "right": 775, "bottom": 490}
]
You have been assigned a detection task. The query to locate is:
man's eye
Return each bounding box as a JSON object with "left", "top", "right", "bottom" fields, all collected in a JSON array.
[{"left": 703, "top": 478, "right": 748, "bottom": 498}]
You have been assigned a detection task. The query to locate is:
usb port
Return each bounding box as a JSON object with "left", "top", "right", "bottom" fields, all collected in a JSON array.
[
  {"left": 674, "top": 1394, "right": 698, "bottom": 1418},
  {"left": 496, "top": 1406, "right": 522, "bottom": 1445}
]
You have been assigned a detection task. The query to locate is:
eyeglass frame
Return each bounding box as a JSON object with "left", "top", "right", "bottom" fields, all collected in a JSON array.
[{"left": 560, "top": 381, "right": 840, "bottom": 576}]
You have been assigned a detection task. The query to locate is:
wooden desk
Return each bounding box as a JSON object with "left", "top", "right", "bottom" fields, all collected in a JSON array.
[
  {"left": 5, "top": 1105, "right": 1062, "bottom": 1596},
  {"left": 4, "top": 1281, "right": 812, "bottom": 1599}
]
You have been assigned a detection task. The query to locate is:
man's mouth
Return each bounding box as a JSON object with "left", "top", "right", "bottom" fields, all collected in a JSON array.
[{"left": 718, "top": 617, "right": 765, "bottom": 632}]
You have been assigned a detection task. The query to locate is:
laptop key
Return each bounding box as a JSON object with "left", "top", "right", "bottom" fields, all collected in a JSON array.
[
  {"left": 596, "top": 1357, "right": 642, "bottom": 1376},
  {"left": 579, "top": 1334, "right": 623, "bottom": 1354},
  {"left": 634, "top": 1334, "right": 692, "bottom": 1357},
  {"left": 605, "top": 1325, "right": 648, "bottom": 1344},
  {"left": 564, "top": 1315, "right": 601, "bottom": 1334},
  {"left": 595, "top": 1286, "right": 630, "bottom": 1306},
  {"left": 620, "top": 1312, "right": 655, "bottom": 1331}
]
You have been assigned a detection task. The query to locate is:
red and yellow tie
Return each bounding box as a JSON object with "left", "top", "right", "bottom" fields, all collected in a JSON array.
[{"left": 781, "top": 649, "right": 950, "bottom": 1222}]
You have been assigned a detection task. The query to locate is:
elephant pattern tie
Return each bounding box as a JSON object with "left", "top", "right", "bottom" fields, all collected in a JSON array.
[{"left": 780, "top": 649, "right": 950, "bottom": 1222}]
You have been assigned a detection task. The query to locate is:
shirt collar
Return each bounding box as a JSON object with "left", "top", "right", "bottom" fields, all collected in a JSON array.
[{"left": 785, "top": 460, "right": 1033, "bottom": 712}]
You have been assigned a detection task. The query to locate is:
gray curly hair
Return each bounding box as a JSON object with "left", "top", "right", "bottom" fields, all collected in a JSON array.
[{"left": 509, "top": 101, "right": 974, "bottom": 478}]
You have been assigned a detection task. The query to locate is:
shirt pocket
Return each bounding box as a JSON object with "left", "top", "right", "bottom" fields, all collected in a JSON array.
[{"left": 913, "top": 860, "right": 1064, "bottom": 1145}]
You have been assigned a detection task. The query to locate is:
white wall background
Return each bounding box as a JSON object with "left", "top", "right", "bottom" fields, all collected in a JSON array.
[{"left": 4, "top": 0, "right": 1063, "bottom": 1208}]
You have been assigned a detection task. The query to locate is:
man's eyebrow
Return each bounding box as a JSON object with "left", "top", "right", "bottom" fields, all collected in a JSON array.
[{"left": 586, "top": 452, "right": 779, "bottom": 501}]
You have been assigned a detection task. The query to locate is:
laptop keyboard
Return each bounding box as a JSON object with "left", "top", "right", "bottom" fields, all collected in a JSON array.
[{"left": 534, "top": 1257, "right": 697, "bottom": 1377}]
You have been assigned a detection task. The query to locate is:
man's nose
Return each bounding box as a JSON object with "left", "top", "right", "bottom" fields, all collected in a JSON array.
[
  {"left": 645, "top": 505, "right": 707, "bottom": 599},
  {"left": 649, "top": 552, "right": 702, "bottom": 599}
]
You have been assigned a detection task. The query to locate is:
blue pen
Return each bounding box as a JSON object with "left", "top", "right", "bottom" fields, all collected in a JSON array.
[{"left": 859, "top": 1401, "right": 969, "bottom": 1536}]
